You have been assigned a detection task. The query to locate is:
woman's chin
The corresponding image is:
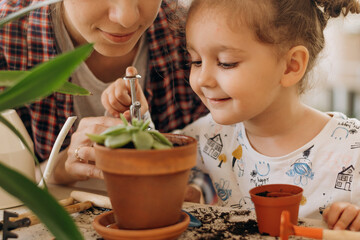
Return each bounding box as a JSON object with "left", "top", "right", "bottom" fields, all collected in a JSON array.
[{"left": 93, "top": 43, "right": 135, "bottom": 58}]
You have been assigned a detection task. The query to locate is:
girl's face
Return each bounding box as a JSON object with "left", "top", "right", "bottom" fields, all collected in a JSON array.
[
  {"left": 186, "top": 9, "right": 288, "bottom": 125},
  {"left": 63, "top": 0, "right": 162, "bottom": 57}
]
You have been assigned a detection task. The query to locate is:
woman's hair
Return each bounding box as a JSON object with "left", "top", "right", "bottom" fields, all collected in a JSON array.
[{"left": 186, "top": 0, "right": 360, "bottom": 94}]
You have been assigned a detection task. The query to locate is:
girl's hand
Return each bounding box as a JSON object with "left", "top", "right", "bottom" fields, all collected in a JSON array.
[
  {"left": 101, "top": 66, "right": 148, "bottom": 118},
  {"left": 323, "top": 202, "right": 360, "bottom": 231}
]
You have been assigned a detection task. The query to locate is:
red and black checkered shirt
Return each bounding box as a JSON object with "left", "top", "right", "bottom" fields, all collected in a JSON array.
[{"left": 0, "top": 0, "right": 208, "bottom": 161}]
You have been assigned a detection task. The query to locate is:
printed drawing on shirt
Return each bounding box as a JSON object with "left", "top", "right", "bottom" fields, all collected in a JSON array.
[
  {"left": 231, "top": 145, "right": 244, "bottom": 176},
  {"left": 335, "top": 165, "right": 354, "bottom": 191},
  {"left": 331, "top": 127, "right": 350, "bottom": 140},
  {"left": 217, "top": 153, "right": 227, "bottom": 168},
  {"left": 286, "top": 145, "right": 315, "bottom": 186},
  {"left": 203, "top": 134, "right": 223, "bottom": 160},
  {"left": 230, "top": 196, "right": 254, "bottom": 210},
  {"left": 232, "top": 145, "right": 243, "bottom": 169},
  {"left": 331, "top": 120, "right": 359, "bottom": 141},
  {"left": 214, "top": 178, "right": 232, "bottom": 205},
  {"left": 249, "top": 161, "right": 270, "bottom": 187},
  {"left": 351, "top": 142, "right": 360, "bottom": 149}
]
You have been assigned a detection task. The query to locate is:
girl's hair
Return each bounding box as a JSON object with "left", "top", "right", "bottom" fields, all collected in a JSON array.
[{"left": 187, "top": 0, "right": 360, "bottom": 94}]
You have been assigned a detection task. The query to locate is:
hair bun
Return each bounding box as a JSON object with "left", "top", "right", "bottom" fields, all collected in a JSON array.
[{"left": 314, "top": 0, "right": 360, "bottom": 18}]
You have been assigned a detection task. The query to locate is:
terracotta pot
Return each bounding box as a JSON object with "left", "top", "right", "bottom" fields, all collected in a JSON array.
[
  {"left": 92, "top": 210, "right": 190, "bottom": 240},
  {"left": 94, "top": 133, "right": 197, "bottom": 230},
  {"left": 249, "top": 184, "right": 303, "bottom": 237}
]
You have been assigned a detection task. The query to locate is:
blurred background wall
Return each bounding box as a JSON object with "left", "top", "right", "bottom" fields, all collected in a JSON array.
[{"left": 302, "top": 15, "right": 360, "bottom": 118}]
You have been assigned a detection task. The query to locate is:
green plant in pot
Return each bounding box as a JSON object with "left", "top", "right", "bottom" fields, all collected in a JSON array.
[
  {"left": 89, "top": 115, "right": 196, "bottom": 238},
  {"left": 0, "top": 1, "right": 92, "bottom": 239}
]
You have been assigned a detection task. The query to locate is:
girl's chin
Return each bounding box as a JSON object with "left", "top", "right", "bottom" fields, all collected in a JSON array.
[{"left": 211, "top": 114, "right": 237, "bottom": 125}]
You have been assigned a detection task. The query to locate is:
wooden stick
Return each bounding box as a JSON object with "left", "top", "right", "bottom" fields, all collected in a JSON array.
[
  {"left": 58, "top": 197, "right": 75, "bottom": 207},
  {"left": 9, "top": 201, "right": 92, "bottom": 226},
  {"left": 70, "top": 191, "right": 112, "bottom": 209},
  {"left": 9, "top": 197, "right": 74, "bottom": 220}
]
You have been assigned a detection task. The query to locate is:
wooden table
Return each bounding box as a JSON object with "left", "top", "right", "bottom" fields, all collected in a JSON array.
[{"left": 0, "top": 184, "right": 327, "bottom": 240}]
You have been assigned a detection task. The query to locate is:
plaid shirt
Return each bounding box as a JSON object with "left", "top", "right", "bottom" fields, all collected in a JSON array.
[{"left": 0, "top": 0, "right": 208, "bottom": 161}]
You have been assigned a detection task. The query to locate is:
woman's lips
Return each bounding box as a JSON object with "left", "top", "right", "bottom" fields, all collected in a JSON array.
[{"left": 100, "top": 30, "right": 136, "bottom": 43}]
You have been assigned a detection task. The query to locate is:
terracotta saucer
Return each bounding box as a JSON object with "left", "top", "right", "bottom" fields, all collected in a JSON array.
[{"left": 93, "top": 211, "right": 190, "bottom": 240}]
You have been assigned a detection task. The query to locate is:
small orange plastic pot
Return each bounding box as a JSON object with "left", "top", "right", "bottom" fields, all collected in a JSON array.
[{"left": 249, "top": 184, "right": 303, "bottom": 237}]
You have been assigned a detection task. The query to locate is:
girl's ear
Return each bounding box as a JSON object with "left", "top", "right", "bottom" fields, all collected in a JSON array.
[{"left": 280, "top": 45, "right": 309, "bottom": 88}]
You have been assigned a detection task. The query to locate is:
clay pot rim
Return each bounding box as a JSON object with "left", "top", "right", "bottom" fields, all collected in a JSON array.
[
  {"left": 94, "top": 133, "right": 197, "bottom": 175},
  {"left": 249, "top": 184, "right": 303, "bottom": 195},
  {"left": 249, "top": 184, "right": 303, "bottom": 202},
  {"left": 94, "top": 133, "right": 197, "bottom": 153},
  {"left": 92, "top": 210, "right": 190, "bottom": 239}
]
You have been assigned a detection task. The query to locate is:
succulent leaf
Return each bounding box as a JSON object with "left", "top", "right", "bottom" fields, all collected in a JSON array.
[
  {"left": 100, "top": 125, "right": 127, "bottom": 136},
  {"left": 148, "top": 130, "right": 173, "bottom": 147},
  {"left": 104, "top": 132, "right": 132, "bottom": 148},
  {"left": 132, "top": 131, "right": 154, "bottom": 150},
  {"left": 89, "top": 113, "right": 173, "bottom": 149},
  {"left": 86, "top": 133, "right": 107, "bottom": 145},
  {"left": 120, "top": 114, "right": 128, "bottom": 126},
  {"left": 140, "top": 118, "right": 151, "bottom": 131},
  {"left": 152, "top": 139, "right": 172, "bottom": 150}
]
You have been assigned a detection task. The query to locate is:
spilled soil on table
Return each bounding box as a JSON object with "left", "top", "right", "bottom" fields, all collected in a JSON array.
[{"left": 185, "top": 207, "right": 260, "bottom": 240}]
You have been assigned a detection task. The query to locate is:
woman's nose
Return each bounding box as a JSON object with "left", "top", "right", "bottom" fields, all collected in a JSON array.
[{"left": 109, "top": 0, "right": 140, "bottom": 28}]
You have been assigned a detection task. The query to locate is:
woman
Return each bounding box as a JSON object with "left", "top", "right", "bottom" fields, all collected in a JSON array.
[{"left": 0, "top": 0, "right": 207, "bottom": 184}]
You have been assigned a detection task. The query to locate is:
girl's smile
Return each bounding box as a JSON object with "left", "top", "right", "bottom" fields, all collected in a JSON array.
[{"left": 206, "top": 97, "right": 232, "bottom": 107}]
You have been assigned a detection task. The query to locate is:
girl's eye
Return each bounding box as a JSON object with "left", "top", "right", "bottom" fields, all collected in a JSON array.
[
  {"left": 218, "top": 62, "right": 239, "bottom": 69},
  {"left": 190, "top": 61, "right": 202, "bottom": 67}
]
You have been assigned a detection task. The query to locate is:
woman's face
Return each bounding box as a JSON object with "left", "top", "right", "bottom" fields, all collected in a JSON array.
[{"left": 62, "top": 0, "right": 162, "bottom": 57}]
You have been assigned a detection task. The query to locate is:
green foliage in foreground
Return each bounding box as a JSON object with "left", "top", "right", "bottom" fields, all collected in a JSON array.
[
  {"left": 0, "top": 1, "right": 93, "bottom": 238},
  {"left": 0, "top": 163, "right": 83, "bottom": 240}
]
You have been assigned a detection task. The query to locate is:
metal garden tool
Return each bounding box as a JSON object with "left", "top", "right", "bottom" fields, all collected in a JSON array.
[
  {"left": 123, "top": 74, "right": 142, "bottom": 121},
  {"left": 2, "top": 211, "right": 30, "bottom": 240},
  {"left": 0, "top": 198, "right": 91, "bottom": 239},
  {"left": 280, "top": 210, "right": 360, "bottom": 240}
]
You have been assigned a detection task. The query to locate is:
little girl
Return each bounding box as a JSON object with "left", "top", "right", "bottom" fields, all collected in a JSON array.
[{"left": 102, "top": 0, "right": 360, "bottom": 231}]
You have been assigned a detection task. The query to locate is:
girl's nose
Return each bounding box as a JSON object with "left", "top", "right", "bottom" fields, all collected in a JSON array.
[
  {"left": 197, "top": 64, "right": 217, "bottom": 88},
  {"left": 109, "top": 0, "right": 140, "bottom": 28}
]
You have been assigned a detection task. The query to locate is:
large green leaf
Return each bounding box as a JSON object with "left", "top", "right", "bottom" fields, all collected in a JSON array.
[
  {"left": 0, "top": 43, "right": 93, "bottom": 111},
  {"left": 56, "top": 81, "right": 91, "bottom": 95},
  {"left": 0, "top": 71, "right": 30, "bottom": 86},
  {"left": 0, "top": 0, "right": 62, "bottom": 27},
  {"left": 0, "top": 163, "right": 83, "bottom": 240},
  {"left": 0, "top": 71, "right": 91, "bottom": 96},
  {"left": 0, "top": 1, "right": 89, "bottom": 239}
]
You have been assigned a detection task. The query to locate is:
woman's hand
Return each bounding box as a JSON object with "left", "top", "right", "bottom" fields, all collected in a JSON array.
[
  {"left": 101, "top": 66, "right": 148, "bottom": 119},
  {"left": 63, "top": 116, "right": 123, "bottom": 182},
  {"left": 323, "top": 201, "right": 360, "bottom": 231}
]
